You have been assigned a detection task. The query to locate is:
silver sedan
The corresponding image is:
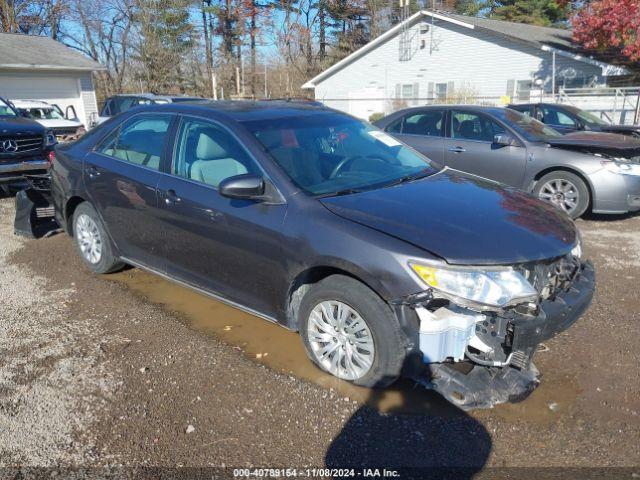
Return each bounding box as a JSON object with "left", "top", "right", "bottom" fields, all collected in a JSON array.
[{"left": 375, "top": 105, "right": 640, "bottom": 219}]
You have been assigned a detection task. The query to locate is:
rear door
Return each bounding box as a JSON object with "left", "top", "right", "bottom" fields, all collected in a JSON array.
[
  {"left": 156, "top": 115, "right": 289, "bottom": 317},
  {"left": 384, "top": 109, "right": 446, "bottom": 163},
  {"left": 83, "top": 112, "right": 175, "bottom": 270},
  {"left": 444, "top": 109, "right": 527, "bottom": 188}
]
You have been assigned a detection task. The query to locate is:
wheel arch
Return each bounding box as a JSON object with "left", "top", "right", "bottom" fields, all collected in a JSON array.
[
  {"left": 64, "top": 195, "right": 87, "bottom": 235},
  {"left": 532, "top": 166, "right": 594, "bottom": 212},
  {"left": 285, "top": 264, "right": 389, "bottom": 331}
]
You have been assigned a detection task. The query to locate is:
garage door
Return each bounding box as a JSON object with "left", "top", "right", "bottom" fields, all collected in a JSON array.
[{"left": 0, "top": 75, "right": 79, "bottom": 99}]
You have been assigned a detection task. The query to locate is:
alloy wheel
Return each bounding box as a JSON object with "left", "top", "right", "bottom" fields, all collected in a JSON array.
[
  {"left": 75, "top": 213, "right": 102, "bottom": 264},
  {"left": 307, "top": 300, "right": 375, "bottom": 380},
  {"left": 538, "top": 178, "right": 579, "bottom": 214}
]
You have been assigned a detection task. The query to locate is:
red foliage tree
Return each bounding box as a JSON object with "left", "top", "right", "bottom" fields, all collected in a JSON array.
[{"left": 571, "top": 0, "right": 640, "bottom": 61}]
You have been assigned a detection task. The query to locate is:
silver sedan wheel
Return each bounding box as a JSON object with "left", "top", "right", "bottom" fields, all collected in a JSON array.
[
  {"left": 75, "top": 213, "right": 102, "bottom": 264},
  {"left": 539, "top": 178, "right": 579, "bottom": 214},
  {"left": 307, "top": 301, "right": 375, "bottom": 380}
]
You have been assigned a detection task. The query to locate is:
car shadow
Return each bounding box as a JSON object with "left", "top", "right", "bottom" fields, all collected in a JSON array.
[
  {"left": 580, "top": 210, "right": 640, "bottom": 223},
  {"left": 325, "top": 363, "right": 492, "bottom": 478}
]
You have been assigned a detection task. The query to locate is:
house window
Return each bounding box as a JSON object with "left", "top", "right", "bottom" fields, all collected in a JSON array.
[
  {"left": 401, "top": 84, "right": 415, "bottom": 99},
  {"left": 435, "top": 83, "right": 448, "bottom": 100},
  {"left": 516, "top": 80, "right": 532, "bottom": 101}
]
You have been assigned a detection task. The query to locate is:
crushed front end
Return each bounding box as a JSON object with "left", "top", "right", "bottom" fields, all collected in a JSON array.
[{"left": 393, "top": 253, "right": 595, "bottom": 410}]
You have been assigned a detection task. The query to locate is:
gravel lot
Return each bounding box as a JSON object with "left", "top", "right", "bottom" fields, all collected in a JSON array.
[{"left": 0, "top": 196, "right": 639, "bottom": 476}]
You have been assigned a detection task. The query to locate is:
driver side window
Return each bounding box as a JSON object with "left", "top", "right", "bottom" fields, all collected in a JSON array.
[
  {"left": 172, "top": 118, "right": 259, "bottom": 189},
  {"left": 451, "top": 111, "right": 505, "bottom": 142}
]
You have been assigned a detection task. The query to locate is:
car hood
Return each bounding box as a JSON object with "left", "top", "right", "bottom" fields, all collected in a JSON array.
[
  {"left": 36, "top": 118, "right": 83, "bottom": 129},
  {"left": 597, "top": 125, "right": 640, "bottom": 136},
  {"left": 547, "top": 131, "right": 640, "bottom": 151},
  {"left": 320, "top": 170, "right": 576, "bottom": 266},
  {"left": 0, "top": 116, "right": 45, "bottom": 135}
]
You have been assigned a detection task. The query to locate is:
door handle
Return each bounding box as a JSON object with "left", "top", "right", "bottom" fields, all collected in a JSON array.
[
  {"left": 86, "top": 166, "right": 101, "bottom": 179},
  {"left": 163, "top": 189, "right": 181, "bottom": 206},
  {"left": 448, "top": 146, "right": 467, "bottom": 153}
]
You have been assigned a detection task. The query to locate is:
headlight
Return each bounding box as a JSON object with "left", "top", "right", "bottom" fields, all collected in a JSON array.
[
  {"left": 44, "top": 131, "right": 57, "bottom": 147},
  {"left": 409, "top": 262, "right": 538, "bottom": 309},
  {"left": 601, "top": 160, "right": 640, "bottom": 176}
]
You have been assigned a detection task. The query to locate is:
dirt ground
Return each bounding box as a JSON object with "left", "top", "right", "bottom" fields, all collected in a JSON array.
[{"left": 0, "top": 196, "right": 639, "bottom": 477}]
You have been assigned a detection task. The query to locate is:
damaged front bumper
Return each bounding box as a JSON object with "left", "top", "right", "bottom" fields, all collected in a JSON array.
[{"left": 394, "top": 261, "right": 595, "bottom": 410}]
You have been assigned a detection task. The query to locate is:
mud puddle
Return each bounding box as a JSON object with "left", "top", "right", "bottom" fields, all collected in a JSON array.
[{"left": 110, "top": 267, "right": 579, "bottom": 419}]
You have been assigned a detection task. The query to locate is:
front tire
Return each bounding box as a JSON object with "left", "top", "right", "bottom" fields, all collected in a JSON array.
[
  {"left": 299, "top": 275, "right": 406, "bottom": 388},
  {"left": 72, "top": 202, "right": 124, "bottom": 274},
  {"left": 534, "top": 171, "right": 590, "bottom": 219}
]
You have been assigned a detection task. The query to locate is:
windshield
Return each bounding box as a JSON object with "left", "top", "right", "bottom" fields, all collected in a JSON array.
[
  {"left": 0, "top": 99, "right": 17, "bottom": 117},
  {"left": 498, "top": 108, "right": 562, "bottom": 142},
  {"left": 19, "top": 107, "right": 64, "bottom": 120},
  {"left": 243, "top": 113, "right": 440, "bottom": 196},
  {"left": 575, "top": 109, "right": 609, "bottom": 126}
]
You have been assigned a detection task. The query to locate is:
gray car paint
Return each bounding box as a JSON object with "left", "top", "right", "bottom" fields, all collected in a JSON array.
[{"left": 375, "top": 105, "right": 640, "bottom": 214}]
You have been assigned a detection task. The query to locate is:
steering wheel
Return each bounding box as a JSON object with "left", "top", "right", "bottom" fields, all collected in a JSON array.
[{"left": 330, "top": 154, "right": 395, "bottom": 179}]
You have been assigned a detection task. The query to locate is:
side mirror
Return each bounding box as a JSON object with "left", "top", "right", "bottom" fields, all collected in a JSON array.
[
  {"left": 493, "top": 134, "right": 518, "bottom": 147},
  {"left": 219, "top": 173, "right": 265, "bottom": 200}
]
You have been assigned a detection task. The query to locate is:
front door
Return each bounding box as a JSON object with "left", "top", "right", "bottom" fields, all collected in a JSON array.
[
  {"left": 385, "top": 108, "right": 446, "bottom": 164},
  {"left": 83, "top": 113, "right": 174, "bottom": 270},
  {"left": 444, "top": 110, "right": 527, "bottom": 188},
  {"left": 157, "top": 115, "right": 289, "bottom": 317}
]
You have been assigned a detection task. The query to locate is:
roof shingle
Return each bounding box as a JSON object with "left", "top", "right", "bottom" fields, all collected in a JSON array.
[{"left": 0, "top": 33, "right": 103, "bottom": 71}]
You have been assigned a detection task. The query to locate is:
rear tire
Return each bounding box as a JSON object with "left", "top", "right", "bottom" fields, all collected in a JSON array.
[
  {"left": 298, "top": 275, "right": 406, "bottom": 388},
  {"left": 72, "top": 202, "right": 124, "bottom": 274},
  {"left": 534, "top": 171, "right": 589, "bottom": 219}
]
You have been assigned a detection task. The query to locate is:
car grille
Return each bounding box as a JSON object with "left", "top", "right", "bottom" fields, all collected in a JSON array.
[
  {"left": 0, "top": 135, "right": 44, "bottom": 158},
  {"left": 517, "top": 254, "right": 581, "bottom": 301},
  {"left": 52, "top": 127, "right": 78, "bottom": 136}
]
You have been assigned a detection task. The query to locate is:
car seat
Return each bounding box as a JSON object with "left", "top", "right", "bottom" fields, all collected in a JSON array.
[{"left": 190, "top": 131, "right": 248, "bottom": 188}]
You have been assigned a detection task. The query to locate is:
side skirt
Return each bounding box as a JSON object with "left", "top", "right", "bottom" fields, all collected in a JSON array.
[{"left": 119, "top": 256, "right": 291, "bottom": 330}]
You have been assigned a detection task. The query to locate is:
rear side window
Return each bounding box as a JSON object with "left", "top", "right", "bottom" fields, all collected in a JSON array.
[
  {"left": 401, "top": 111, "right": 444, "bottom": 136},
  {"left": 97, "top": 114, "right": 173, "bottom": 171},
  {"left": 451, "top": 111, "right": 505, "bottom": 142},
  {"left": 172, "top": 117, "right": 259, "bottom": 188}
]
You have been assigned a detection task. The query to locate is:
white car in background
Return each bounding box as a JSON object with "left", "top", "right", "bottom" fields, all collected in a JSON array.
[{"left": 10, "top": 100, "right": 85, "bottom": 143}]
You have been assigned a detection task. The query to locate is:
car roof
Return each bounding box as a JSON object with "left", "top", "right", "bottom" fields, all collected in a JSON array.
[
  {"left": 129, "top": 100, "right": 334, "bottom": 122},
  {"left": 109, "top": 93, "right": 205, "bottom": 102},
  {"left": 393, "top": 104, "right": 509, "bottom": 116},
  {"left": 11, "top": 99, "right": 53, "bottom": 108}
]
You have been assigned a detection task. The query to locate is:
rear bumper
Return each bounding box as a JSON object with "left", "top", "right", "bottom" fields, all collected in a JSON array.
[{"left": 0, "top": 159, "right": 49, "bottom": 183}]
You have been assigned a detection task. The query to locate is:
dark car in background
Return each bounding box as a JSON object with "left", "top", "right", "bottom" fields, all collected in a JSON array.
[
  {"left": 48, "top": 101, "right": 594, "bottom": 409},
  {"left": 92, "top": 93, "right": 206, "bottom": 127},
  {"left": 509, "top": 102, "right": 640, "bottom": 138},
  {"left": 375, "top": 105, "right": 640, "bottom": 218},
  {"left": 0, "top": 97, "right": 56, "bottom": 195}
]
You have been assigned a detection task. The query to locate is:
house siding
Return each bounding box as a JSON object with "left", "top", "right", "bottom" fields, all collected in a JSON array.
[{"left": 312, "top": 18, "right": 603, "bottom": 119}]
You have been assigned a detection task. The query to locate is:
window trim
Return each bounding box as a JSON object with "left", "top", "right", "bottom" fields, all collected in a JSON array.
[{"left": 93, "top": 111, "right": 176, "bottom": 174}]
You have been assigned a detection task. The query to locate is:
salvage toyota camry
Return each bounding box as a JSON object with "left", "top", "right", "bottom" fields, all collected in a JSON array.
[{"left": 47, "top": 101, "right": 595, "bottom": 409}]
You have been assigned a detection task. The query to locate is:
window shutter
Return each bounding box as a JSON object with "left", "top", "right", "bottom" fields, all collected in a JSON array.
[
  {"left": 395, "top": 83, "right": 401, "bottom": 99},
  {"left": 506, "top": 79, "right": 515, "bottom": 97},
  {"left": 427, "top": 82, "right": 434, "bottom": 102},
  {"left": 413, "top": 83, "right": 420, "bottom": 104},
  {"left": 447, "top": 81, "right": 455, "bottom": 97}
]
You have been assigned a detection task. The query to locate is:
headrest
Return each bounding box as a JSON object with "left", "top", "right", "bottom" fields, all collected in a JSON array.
[
  {"left": 196, "top": 132, "right": 228, "bottom": 159},
  {"left": 460, "top": 120, "right": 476, "bottom": 137}
]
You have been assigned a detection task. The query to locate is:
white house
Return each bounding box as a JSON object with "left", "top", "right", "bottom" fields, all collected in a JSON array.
[
  {"left": 0, "top": 33, "right": 104, "bottom": 127},
  {"left": 303, "top": 10, "right": 631, "bottom": 121}
]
